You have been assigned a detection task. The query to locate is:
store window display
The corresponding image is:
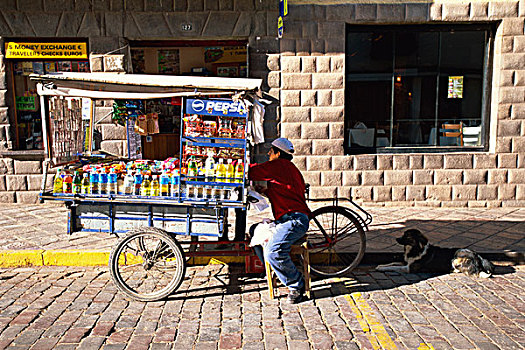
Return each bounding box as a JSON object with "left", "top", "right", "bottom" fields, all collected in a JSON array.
[{"left": 5, "top": 40, "right": 90, "bottom": 151}]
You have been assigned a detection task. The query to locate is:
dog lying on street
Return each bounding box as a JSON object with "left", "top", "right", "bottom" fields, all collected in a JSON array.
[{"left": 376, "top": 229, "right": 494, "bottom": 278}]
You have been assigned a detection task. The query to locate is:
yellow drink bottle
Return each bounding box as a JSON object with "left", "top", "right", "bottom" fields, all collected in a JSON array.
[
  {"left": 52, "top": 168, "right": 64, "bottom": 194},
  {"left": 235, "top": 160, "right": 244, "bottom": 184},
  {"left": 226, "top": 159, "right": 234, "bottom": 183},
  {"left": 151, "top": 175, "right": 160, "bottom": 196},
  {"left": 141, "top": 175, "right": 152, "bottom": 196}
]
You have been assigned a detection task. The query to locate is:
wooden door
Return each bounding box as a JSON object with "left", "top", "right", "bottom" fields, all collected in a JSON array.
[{"left": 141, "top": 133, "right": 180, "bottom": 160}]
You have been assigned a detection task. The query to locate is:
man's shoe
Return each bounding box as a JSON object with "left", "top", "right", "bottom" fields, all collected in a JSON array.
[{"left": 286, "top": 287, "right": 304, "bottom": 304}]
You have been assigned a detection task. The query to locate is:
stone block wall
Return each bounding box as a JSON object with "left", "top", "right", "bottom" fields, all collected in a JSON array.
[
  {"left": 271, "top": 1, "right": 525, "bottom": 207},
  {"left": 0, "top": 0, "right": 278, "bottom": 203},
  {"left": 0, "top": 0, "right": 524, "bottom": 207}
]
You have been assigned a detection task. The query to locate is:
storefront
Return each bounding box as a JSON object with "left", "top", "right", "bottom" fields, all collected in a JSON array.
[
  {"left": 128, "top": 40, "right": 248, "bottom": 160},
  {"left": 0, "top": 1, "right": 524, "bottom": 207},
  {"left": 3, "top": 39, "right": 90, "bottom": 151}
]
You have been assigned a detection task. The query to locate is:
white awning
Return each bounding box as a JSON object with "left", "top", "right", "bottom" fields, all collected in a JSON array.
[
  {"left": 31, "top": 72, "right": 263, "bottom": 96},
  {"left": 36, "top": 84, "right": 238, "bottom": 99}
]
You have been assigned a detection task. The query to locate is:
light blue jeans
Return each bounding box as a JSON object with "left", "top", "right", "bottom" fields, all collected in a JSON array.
[{"left": 253, "top": 212, "right": 309, "bottom": 291}]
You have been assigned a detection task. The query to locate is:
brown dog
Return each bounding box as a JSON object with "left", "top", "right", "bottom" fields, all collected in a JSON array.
[{"left": 376, "top": 229, "right": 493, "bottom": 278}]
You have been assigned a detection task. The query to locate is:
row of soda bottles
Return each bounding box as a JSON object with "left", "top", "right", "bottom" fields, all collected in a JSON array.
[
  {"left": 52, "top": 155, "right": 245, "bottom": 200},
  {"left": 185, "top": 154, "right": 244, "bottom": 199}
]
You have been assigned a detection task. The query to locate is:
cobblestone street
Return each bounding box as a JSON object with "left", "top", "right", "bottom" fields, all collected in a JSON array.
[
  {"left": 0, "top": 264, "right": 523, "bottom": 349},
  {"left": 0, "top": 203, "right": 524, "bottom": 349}
]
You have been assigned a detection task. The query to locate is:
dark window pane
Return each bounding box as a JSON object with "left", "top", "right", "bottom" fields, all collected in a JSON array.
[
  {"left": 440, "top": 31, "right": 486, "bottom": 71},
  {"left": 347, "top": 31, "right": 393, "bottom": 73},
  {"left": 345, "top": 24, "right": 491, "bottom": 152},
  {"left": 395, "top": 31, "right": 439, "bottom": 72},
  {"left": 393, "top": 75, "right": 437, "bottom": 146},
  {"left": 347, "top": 80, "right": 391, "bottom": 148}
]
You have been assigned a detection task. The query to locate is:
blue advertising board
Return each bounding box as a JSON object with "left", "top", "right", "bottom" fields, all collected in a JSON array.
[{"left": 185, "top": 98, "right": 248, "bottom": 117}]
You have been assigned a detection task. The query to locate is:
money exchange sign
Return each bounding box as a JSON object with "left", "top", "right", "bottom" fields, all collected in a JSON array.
[{"left": 5, "top": 42, "right": 88, "bottom": 59}]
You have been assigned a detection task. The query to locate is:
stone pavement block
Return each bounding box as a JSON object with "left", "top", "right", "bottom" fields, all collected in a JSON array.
[
  {"left": 264, "top": 333, "right": 287, "bottom": 349},
  {"left": 218, "top": 332, "right": 241, "bottom": 349},
  {"left": 77, "top": 336, "right": 106, "bottom": 349},
  {"left": 285, "top": 324, "right": 308, "bottom": 340},
  {"left": 334, "top": 340, "right": 360, "bottom": 350},
  {"left": 243, "top": 342, "right": 265, "bottom": 350},
  {"left": 243, "top": 326, "right": 263, "bottom": 342},
  {"left": 61, "top": 327, "right": 90, "bottom": 344}
]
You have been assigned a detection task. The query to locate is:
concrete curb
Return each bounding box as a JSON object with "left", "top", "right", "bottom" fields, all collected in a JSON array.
[
  {"left": 1, "top": 250, "right": 522, "bottom": 268},
  {"left": 0, "top": 250, "right": 245, "bottom": 268}
]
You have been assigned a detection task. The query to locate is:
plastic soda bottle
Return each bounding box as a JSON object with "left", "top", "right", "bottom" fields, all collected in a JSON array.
[
  {"left": 235, "top": 160, "right": 244, "bottom": 184},
  {"left": 195, "top": 168, "right": 205, "bottom": 198},
  {"left": 72, "top": 170, "right": 82, "bottom": 194},
  {"left": 62, "top": 172, "right": 73, "bottom": 194},
  {"left": 52, "top": 168, "right": 64, "bottom": 194},
  {"left": 216, "top": 159, "right": 226, "bottom": 182},
  {"left": 151, "top": 175, "right": 160, "bottom": 196},
  {"left": 160, "top": 171, "right": 170, "bottom": 196},
  {"left": 226, "top": 159, "right": 234, "bottom": 183},
  {"left": 188, "top": 156, "right": 198, "bottom": 178},
  {"left": 134, "top": 172, "right": 143, "bottom": 195},
  {"left": 90, "top": 171, "right": 99, "bottom": 195},
  {"left": 205, "top": 153, "right": 215, "bottom": 182},
  {"left": 170, "top": 170, "right": 180, "bottom": 197},
  {"left": 141, "top": 175, "right": 152, "bottom": 196},
  {"left": 187, "top": 156, "right": 198, "bottom": 198},
  {"left": 108, "top": 168, "right": 118, "bottom": 195},
  {"left": 81, "top": 173, "right": 89, "bottom": 194},
  {"left": 123, "top": 170, "right": 135, "bottom": 195},
  {"left": 216, "top": 159, "right": 227, "bottom": 199},
  {"left": 99, "top": 170, "right": 108, "bottom": 195},
  {"left": 117, "top": 171, "right": 124, "bottom": 195}
]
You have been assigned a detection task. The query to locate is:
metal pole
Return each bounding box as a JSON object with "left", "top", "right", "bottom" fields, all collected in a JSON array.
[{"left": 38, "top": 87, "right": 51, "bottom": 200}]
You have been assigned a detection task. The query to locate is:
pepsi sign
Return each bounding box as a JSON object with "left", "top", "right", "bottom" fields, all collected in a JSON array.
[{"left": 185, "top": 98, "right": 247, "bottom": 117}]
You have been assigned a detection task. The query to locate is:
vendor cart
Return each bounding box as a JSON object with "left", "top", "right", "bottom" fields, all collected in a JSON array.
[{"left": 35, "top": 72, "right": 370, "bottom": 302}]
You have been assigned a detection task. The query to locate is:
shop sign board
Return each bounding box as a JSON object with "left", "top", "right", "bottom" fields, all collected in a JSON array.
[
  {"left": 15, "top": 96, "right": 37, "bottom": 111},
  {"left": 278, "top": 16, "right": 284, "bottom": 38},
  {"left": 279, "top": 0, "right": 288, "bottom": 17},
  {"left": 204, "top": 46, "right": 247, "bottom": 64},
  {"left": 5, "top": 42, "right": 88, "bottom": 59},
  {"left": 186, "top": 98, "right": 247, "bottom": 117}
]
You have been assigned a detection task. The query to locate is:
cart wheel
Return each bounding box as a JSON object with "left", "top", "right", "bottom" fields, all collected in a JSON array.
[
  {"left": 109, "top": 227, "right": 186, "bottom": 302},
  {"left": 307, "top": 206, "right": 366, "bottom": 277}
]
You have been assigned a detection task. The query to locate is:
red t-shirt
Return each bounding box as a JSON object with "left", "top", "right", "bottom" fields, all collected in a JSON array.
[{"left": 248, "top": 158, "right": 311, "bottom": 220}]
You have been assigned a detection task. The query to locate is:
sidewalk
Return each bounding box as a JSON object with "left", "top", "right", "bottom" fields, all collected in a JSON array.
[{"left": 0, "top": 202, "right": 523, "bottom": 267}]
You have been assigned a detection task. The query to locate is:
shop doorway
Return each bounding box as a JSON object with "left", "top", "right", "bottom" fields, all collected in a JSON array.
[{"left": 129, "top": 40, "right": 248, "bottom": 161}]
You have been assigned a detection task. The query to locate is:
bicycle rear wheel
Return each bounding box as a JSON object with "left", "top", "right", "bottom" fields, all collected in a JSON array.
[
  {"left": 307, "top": 206, "right": 366, "bottom": 277},
  {"left": 109, "top": 227, "right": 186, "bottom": 301}
]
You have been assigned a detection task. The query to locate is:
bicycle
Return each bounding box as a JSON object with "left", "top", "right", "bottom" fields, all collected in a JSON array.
[{"left": 304, "top": 184, "right": 371, "bottom": 277}]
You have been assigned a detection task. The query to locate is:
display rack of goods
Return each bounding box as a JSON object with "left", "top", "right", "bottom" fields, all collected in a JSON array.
[
  {"left": 50, "top": 157, "right": 181, "bottom": 199},
  {"left": 180, "top": 97, "right": 249, "bottom": 203}
]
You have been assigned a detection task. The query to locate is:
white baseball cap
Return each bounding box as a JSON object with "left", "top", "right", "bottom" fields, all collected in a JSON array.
[{"left": 271, "top": 137, "right": 294, "bottom": 154}]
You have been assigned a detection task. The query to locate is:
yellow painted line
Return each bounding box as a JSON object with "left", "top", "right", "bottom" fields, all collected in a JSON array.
[
  {"left": 0, "top": 250, "right": 245, "bottom": 267},
  {"left": 418, "top": 344, "right": 435, "bottom": 350},
  {"left": 0, "top": 250, "right": 44, "bottom": 267},
  {"left": 337, "top": 278, "right": 398, "bottom": 350},
  {"left": 43, "top": 251, "right": 111, "bottom": 266}
]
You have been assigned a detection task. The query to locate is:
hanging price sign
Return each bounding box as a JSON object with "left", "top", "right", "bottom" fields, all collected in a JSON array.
[{"left": 279, "top": 0, "right": 288, "bottom": 17}]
